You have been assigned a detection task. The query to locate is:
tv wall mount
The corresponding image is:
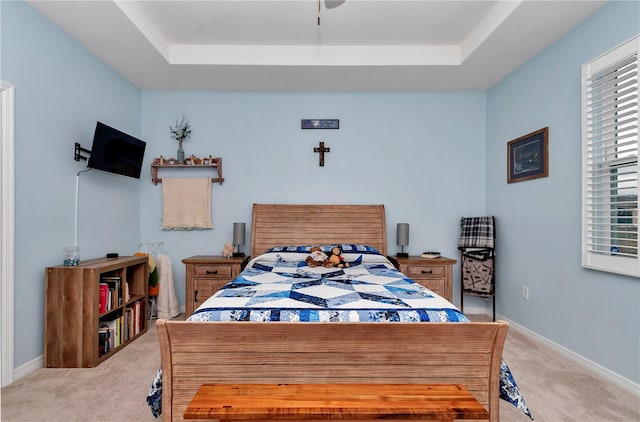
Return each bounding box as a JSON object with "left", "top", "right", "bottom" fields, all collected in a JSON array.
[{"left": 74, "top": 142, "right": 91, "bottom": 162}]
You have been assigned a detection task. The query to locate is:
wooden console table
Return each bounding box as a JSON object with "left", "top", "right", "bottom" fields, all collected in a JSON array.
[{"left": 184, "top": 383, "right": 489, "bottom": 421}]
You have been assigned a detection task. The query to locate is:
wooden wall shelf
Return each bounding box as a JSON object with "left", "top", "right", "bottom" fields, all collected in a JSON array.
[{"left": 151, "top": 155, "right": 224, "bottom": 185}]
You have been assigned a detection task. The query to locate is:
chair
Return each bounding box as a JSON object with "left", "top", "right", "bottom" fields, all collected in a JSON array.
[{"left": 458, "top": 216, "right": 496, "bottom": 321}]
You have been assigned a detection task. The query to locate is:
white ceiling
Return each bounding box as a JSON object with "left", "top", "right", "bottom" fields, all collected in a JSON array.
[{"left": 28, "top": 0, "right": 607, "bottom": 91}]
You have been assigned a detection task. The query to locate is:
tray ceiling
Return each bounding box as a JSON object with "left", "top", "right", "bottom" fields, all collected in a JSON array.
[{"left": 28, "top": 0, "right": 607, "bottom": 90}]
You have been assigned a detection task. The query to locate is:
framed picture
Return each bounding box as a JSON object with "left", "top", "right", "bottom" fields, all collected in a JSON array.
[
  {"left": 507, "top": 127, "right": 548, "bottom": 183},
  {"left": 301, "top": 119, "right": 339, "bottom": 129}
]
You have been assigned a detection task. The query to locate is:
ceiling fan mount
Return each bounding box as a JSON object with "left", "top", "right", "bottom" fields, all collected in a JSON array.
[{"left": 325, "top": 0, "right": 346, "bottom": 9}]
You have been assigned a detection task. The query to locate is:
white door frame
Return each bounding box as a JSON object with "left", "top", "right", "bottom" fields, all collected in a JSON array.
[{"left": 1, "top": 81, "right": 15, "bottom": 387}]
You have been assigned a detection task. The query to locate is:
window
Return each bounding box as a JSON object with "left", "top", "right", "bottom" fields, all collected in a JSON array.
[{"left": 582, "top": 35, "right": 639, "bottom": 277}]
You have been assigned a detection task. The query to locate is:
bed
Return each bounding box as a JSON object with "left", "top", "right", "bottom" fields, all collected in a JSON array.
[{"left": 150, "top": 204, "right": 530, "bottom": 422}]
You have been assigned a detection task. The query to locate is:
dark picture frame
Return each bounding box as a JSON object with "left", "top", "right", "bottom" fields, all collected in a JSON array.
[
  {"left": 301, "top": 119, "right": 339, "bottom": 129},
  {"left": 507, "top": 127, "right": 549, "bottom": 183}
]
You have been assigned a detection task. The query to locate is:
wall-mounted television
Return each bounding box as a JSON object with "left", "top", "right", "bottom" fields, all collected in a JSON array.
[{"left": 87, "top": 122, "right": 146, "bottom": 179}]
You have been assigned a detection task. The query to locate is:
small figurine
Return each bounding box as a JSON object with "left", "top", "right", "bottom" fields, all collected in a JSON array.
[
  {"left": 306, "top": 246, "right": 329, "bottom": 267},
  {"left": 326, "top": 245, "right": 349, "bottom": 268},
  {"left": 222, "top": 242, "right": 234, "bottom": 258}
]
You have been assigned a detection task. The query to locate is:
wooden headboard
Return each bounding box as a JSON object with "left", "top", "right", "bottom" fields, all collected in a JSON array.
[{"left": 251, "top": 204, "right": 387, "bottom": 257}]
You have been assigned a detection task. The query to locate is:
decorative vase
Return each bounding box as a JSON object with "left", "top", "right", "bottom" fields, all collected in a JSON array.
[{"left": 177, "top": 139, "right": 185, "bottom": 164}]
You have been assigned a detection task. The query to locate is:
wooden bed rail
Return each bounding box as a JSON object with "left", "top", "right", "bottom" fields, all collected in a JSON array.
[{"left": 157, "top": 320, "right": 508, "bottom": 422}]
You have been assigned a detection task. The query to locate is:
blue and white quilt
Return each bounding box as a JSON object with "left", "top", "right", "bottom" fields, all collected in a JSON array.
[{"left": 147, "top": 244, "right": 532, "bottom": 419}]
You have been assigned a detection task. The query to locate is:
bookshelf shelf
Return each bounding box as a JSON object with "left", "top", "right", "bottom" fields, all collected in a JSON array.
[{"left": 45, "top": 255, "right": 148, "bottom": 368}]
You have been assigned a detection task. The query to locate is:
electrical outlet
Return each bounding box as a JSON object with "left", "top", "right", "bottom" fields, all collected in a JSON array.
[{"left": 522, "top": 286, "right": 529, "bottom": 301}]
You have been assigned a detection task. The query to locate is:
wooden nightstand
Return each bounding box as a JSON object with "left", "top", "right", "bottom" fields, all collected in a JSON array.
[
  {"left": 389, "top": 256, "right": 457, "bottom": 302},
  {"left": 183, "top": 255, "right": 250, "bottom": 316}
]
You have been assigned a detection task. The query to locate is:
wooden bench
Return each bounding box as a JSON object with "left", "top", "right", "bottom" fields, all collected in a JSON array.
[{"left": 184, "top": 383, "right": 490, "bottom": 421}]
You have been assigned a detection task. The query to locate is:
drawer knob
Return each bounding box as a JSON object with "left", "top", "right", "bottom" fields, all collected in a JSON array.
[
  {"left": 206, "top": 270, "right": 218, "bottom": 274},
  {"left": 194, "top": 290, "right": 198, "bottom": 302},
  {"left": 421, "top": 270, "right": 433, "bottom": 274}
]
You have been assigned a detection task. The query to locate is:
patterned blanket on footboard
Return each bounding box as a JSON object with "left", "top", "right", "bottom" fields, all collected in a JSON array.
[{"left": 147, "top": 244, "right": 532, "bottom": 419}]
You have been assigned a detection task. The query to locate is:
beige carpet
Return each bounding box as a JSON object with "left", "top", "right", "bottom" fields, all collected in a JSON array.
[{"left": 2, "top": 315, "right": 639, "bottom": 422}]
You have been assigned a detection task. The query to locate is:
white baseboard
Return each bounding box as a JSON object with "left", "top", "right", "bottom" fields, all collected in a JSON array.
[
  {"left": 497, "top": 312, "right": 640, "bottom": 396},
  {"left": 12, "top": 355, "right": 42, "bottom": 383}
]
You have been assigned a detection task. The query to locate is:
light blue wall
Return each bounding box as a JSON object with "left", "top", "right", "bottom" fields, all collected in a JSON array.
[
  {"left": 140, "top": 91, "right": 487, "bottom": 307},
  {"left": 486, "top": 1, "right": 640, "bottom": 384},
  {"left": 1, "top": 1, "right": 141, "bottom": 367}
]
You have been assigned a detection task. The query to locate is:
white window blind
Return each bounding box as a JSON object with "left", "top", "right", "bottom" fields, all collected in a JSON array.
[{"left": 582, "top": 35, "right": 639, "bottom": 277}]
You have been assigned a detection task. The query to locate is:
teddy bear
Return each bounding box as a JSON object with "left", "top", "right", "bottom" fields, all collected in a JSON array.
[
  {"left": 326, "top": 245, "right": 349, "bottom": 268},
  {"left": 306, "top": 246, "right": 329, "bottom": 267},
  {"left": 222, "top": 242, "right": 234, "bottom": 258}
]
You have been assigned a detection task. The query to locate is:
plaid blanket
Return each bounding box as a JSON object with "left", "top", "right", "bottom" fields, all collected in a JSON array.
[{"left": 458, "top": 216, "right": 495, "bottom": 250}]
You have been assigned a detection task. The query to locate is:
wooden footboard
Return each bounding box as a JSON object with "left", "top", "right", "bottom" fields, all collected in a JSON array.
[{"left": 157, "top": 320, "right": 508, "bottom": 422}]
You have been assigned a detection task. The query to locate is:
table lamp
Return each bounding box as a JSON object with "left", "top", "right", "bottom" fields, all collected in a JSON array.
[
  {"left": 233, "top": 222, "right": 245, "bottom": 257},
  {"left": 396, "top": 223, "right": 409, "bottom": 258}
]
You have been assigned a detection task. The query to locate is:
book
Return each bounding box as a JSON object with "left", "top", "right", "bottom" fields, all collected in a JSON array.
[
  {"left": 98, "top": 327, "right": 110, "bottom": 356},
  {"left": 99, "top": 283, "right": 108, "bottom": 314},
  {"left": 101, "top": 318, "right": 118, "bottom": 351},
  {"left": 124, "top": 281, "right": 131, "bottom": 302},
  {"left": 101, "top": 276, "right": 121, "bottom": 308},
  {"left": 420, "top": 251, "right": 441, "bottom": 259}
]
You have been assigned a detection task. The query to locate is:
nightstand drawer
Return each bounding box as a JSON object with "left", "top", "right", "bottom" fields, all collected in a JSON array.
[
  {"left": 193, "top": 264, "right": 233, "bottom": 278},
  {"left": 405, "top": 265, "right": 446, "bottom": 279},
  {"left": 392, "top": 256, "right": 456, "bottom": 303},
  {"left": 193, "top": 279, "right": 226, "bottom": 306},
  {"left": 415, "top": 279, "right": 445, "bottom": 296}
]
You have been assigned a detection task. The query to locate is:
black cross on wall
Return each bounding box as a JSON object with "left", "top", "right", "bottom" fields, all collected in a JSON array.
[{"left": 314, "top": 141, "right": 330, "bottom": 167}]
